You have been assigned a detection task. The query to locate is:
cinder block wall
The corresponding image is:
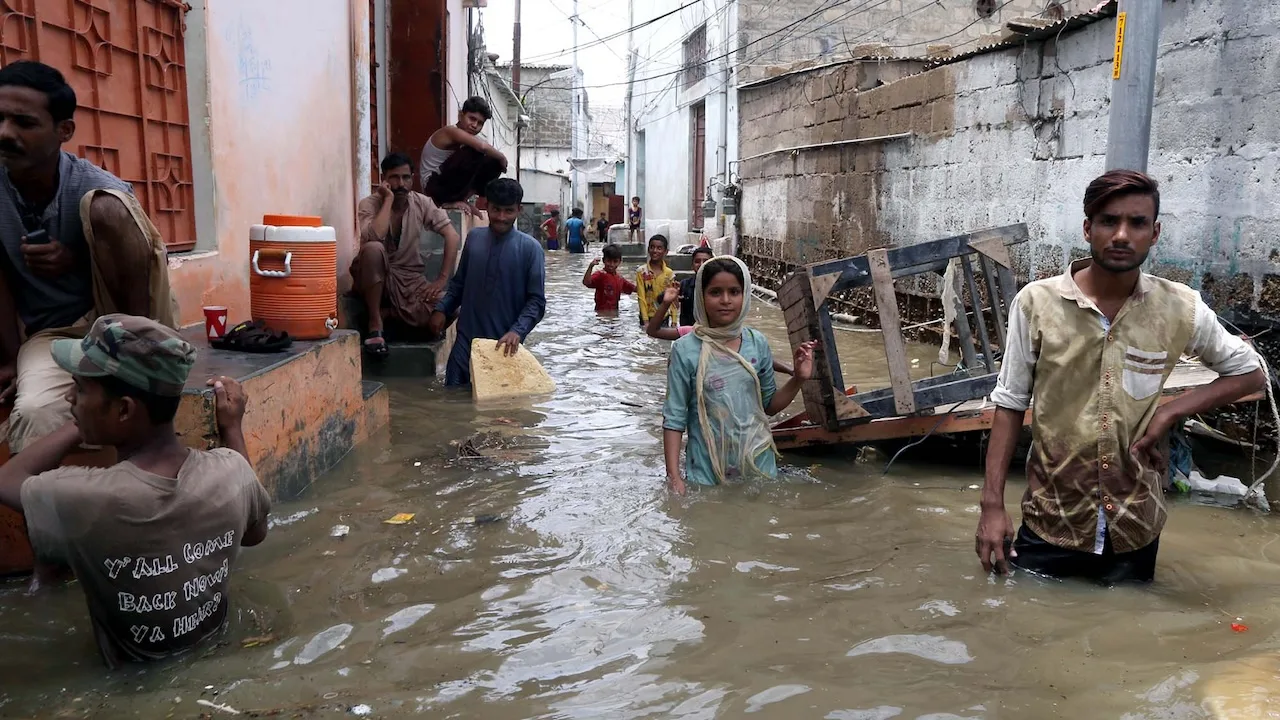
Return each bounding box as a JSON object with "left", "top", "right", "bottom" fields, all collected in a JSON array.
[{"left": 738, "top": 1, "right": 1280, "bottom": 319}]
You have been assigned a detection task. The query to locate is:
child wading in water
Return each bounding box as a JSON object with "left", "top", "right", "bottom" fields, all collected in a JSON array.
[
  {"left": 540, "top": 209, "right": 561, "bottom": 251},
  {"left": 662, "top": 257, "right": 816, "bottom": 495},
  {"left": 647, "top": 284, "right": 795, "bottom": 376},
  {"left": 583, "top": 244, "right": 637, "bottom": 313},
  {"left": 636, "top": 234, "right": 677, "bottom": 327}
]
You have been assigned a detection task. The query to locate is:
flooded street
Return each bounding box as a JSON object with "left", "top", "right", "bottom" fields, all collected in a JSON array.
[{"left": 3, "top": 253, "right": 1280, "bottom": 719}]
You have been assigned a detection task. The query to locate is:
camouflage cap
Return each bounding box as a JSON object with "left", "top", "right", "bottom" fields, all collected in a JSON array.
[{"left": 50, "top": 314, "right": 196, "bottom": 397}]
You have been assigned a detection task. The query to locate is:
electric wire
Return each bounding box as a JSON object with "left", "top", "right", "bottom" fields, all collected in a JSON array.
[{"left": 882, "top": 399, "right": 970, "bottom": 475}]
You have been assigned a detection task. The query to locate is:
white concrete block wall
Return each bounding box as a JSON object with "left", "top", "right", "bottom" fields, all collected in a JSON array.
[{"left": 872, "top": 0, "right": 1280, "bottom": 308}]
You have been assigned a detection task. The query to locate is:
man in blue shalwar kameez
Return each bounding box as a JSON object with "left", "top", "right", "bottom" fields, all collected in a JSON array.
[{"left": 429, "top": 178, "right": 546, "bottom": 386}]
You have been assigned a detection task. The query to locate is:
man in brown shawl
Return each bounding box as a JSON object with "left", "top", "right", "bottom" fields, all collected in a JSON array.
[{"left": 352, "top": 152, "right": 461, "bottom": 355}]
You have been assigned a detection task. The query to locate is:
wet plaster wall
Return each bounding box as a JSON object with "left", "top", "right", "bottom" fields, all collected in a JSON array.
[
  {"left": 739, "top": 0, "right": 1280, "bottom": 319},
  {"left": 168, "top": 0, "right": 360, "bottom": 327}
]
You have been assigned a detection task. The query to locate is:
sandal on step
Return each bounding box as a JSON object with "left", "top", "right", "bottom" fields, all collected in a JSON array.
[
  {"left": 211, "top": 320, "right": 293, "bottom": 353},
  {"left": 363, "top": 330, "right": 389, "bottom": 357}
]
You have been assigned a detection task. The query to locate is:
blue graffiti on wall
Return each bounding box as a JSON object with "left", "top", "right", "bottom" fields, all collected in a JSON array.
[{"left": 235, "top": 20, "right": 272, "bottom": 101}]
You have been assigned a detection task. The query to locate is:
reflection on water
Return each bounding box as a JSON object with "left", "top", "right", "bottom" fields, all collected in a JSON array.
[{"left": 2, "top": 253, "right": 1279, "bottom": 718}]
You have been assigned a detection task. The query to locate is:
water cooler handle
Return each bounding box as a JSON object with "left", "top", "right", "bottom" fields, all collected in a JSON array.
[{"left": 252, "top": 249, "right": 293, "bottom": 278}]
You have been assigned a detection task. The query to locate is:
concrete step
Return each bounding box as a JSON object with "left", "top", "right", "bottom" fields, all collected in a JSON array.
[
  {"left": 361, "top": 341, "right": 444, "bottom": 378},
  {"left": 338, "top": 294, "right": 445, "bottom": 378}
]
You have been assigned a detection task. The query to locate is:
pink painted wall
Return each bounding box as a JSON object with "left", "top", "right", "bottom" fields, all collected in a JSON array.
[{"left": 169, "top": 0, "right": 359, "bottom": 327}]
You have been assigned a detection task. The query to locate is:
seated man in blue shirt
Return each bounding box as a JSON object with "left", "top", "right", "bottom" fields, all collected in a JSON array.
[{"left": 428, "top": 179, "right": 546, "bottom": 386}]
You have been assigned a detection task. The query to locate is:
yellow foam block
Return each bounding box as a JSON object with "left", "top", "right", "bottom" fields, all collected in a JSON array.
[
  {"left": 1203, "top": 654, "right": 1280, "bottom": 718},
  {"left": 470, "top": 338, "right": 555, "bottom": 401}
]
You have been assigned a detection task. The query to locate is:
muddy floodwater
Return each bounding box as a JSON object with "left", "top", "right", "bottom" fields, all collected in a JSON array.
[{"left": 3, "top": 254, "right": 1280, "bottom": 719}]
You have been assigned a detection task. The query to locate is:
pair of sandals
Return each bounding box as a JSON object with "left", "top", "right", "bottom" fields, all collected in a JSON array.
[{"left": 211, "top": 320, "right": 293, "bottom": 353}]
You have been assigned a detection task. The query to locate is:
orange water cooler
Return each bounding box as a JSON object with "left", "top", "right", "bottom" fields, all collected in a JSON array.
[{"left": 249, "top": 214, "right": 339, "bottom": 340}]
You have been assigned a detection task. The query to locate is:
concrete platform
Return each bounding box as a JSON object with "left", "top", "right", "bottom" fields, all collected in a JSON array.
[
  {"left": 0, "top": 326, "right": 390, "bottom": 575},
  {"left": 174, "top": 326, "right": 389, "bottom": 500}
]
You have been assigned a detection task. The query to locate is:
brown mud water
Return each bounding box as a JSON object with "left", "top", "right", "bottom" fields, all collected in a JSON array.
[{"left": 2, "top": 254, "right": 1279, "bottom": 718}]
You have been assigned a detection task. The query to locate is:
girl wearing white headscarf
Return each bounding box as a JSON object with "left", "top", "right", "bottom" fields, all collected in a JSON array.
[{"left": 661, "top": 256, "right": 816, "bottom": 495}]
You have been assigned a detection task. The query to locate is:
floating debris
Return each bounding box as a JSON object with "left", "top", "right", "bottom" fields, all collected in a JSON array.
[
  {"left": 847, "top": 634, "right": 974, "bottom": 665},
  {"left": 454, "top": 431, "right": 540, "bottom": 463},
  {"left": 196, "top": 698, "right": 242, "bottom": 715},
  {"left": 383, "top": 513, "right": 415, "bottom": 525},
  {"left": 382, "top": 603, "right": 436, "bottom": 638},
  {"left": 330, "top": 525, "right": 350, "bottom": 538},
  {"left": 371, "top": 568, "right": 408, "bottom": 584},
  {"left": 293, "top": 624, "right": 354, "bottom": 665},
  {"left": 457, "top": 437, "right": 484, "bottom": 459},
  {"left": 458, "top": 514, "right": 506, "bottom": 525},
  {"left": 268, "top": 507, "right": 319, "bottom": 529},
  {"left": 241, "top": 634, "right": 277, "bottom": 648}
]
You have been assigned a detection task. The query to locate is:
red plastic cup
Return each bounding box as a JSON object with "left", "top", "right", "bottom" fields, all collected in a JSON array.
[{"left": 203, "top": 306, "right": 228, "bottom": 340}]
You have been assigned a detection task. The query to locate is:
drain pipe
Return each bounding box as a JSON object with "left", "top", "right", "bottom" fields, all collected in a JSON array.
[{"left": 718, "top": 0, "right": 733, "bottom": 239}]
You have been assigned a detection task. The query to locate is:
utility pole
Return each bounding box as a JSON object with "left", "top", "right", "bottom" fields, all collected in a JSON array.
[
  {"left": 513, "top": 0, "right": 522, "bottom": 180},
  {"left": 1104, "top": 0, "right": 1161, "bottom": 173},
  {"left": 624, "top": 0, "right": 634, "bottom": 199},
  {"left": 570, "top": 0, "right": 579, "bottom": 211}
]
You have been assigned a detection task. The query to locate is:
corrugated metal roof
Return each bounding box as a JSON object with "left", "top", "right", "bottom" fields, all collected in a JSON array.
[
  {"left": 737, "top": 56, "right": 932, "bottom": 91},
  {"left": 495, "top": 62, "right": 572, "bottom": 71},
  {"left": 925, "top": 0, "right": 1117, "bottom": 68},
  {"left": 736, "top": 1, "right": 1116, "bottom": 90}
]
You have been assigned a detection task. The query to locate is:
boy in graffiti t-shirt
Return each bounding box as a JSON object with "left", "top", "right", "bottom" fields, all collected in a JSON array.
[{"left": 0, "top": 315, "right": 270, "bottom": 668}]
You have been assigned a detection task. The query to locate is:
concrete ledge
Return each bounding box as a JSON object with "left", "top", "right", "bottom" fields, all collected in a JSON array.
[
  {"left": 667, "top": 255, "right": 694, "bottom": 272},
  {"left": 175, "top": 327, "right": 389, "bottom": 500}
]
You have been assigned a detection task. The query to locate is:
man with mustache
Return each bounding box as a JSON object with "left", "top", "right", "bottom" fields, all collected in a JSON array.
[
  {"left": 976, "top": 169, "right": 1264, "bottom": 585},
  {"left": 0, "top": 61, "right": 177, "bottom": 453},
  {"left": 351, "top": 152, "right": 461, "bottom": 356}
]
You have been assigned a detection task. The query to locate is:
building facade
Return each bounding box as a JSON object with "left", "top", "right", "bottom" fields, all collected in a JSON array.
[
  {"left": 623, "top": 0, "right": 1072, "bottom": 245},
  {"left": 486, "top": 61, "right": 575, "bottom": 211},
  {"left": 0, "top": 0, "right": 470, "bottom": 327},
  {"left": 735, "top": 1, "right": 1280, "bottom": 322}
]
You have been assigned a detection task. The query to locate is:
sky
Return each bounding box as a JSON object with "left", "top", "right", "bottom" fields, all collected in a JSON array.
[{"left": 479, "top": 0, "right": 632, "bottom": 109}]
